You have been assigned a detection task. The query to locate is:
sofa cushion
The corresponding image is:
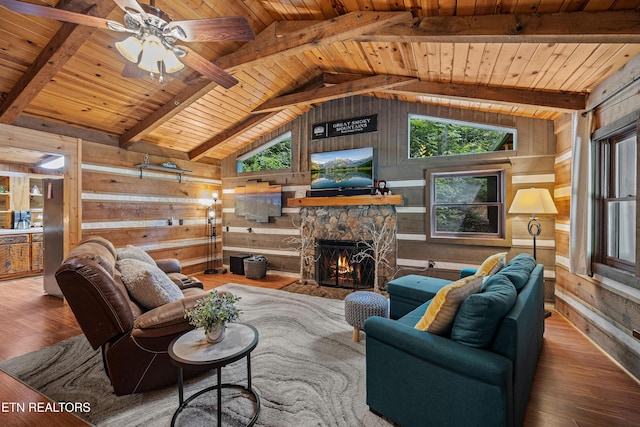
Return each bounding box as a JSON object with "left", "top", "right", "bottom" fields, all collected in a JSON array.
[
  {"left": 414, "top": 275, "right": 483, "bottom": 335},
  {"left": 497, "top": 253, "right": 537, "bottom": 291},
  {"left": 476, "top": 252, "right": 507, "bottom": 276},
  {"left": 117, "top": 245, "right": 157, "bottom": 266},
  {"left": 450, "top": 274, "right": 517, "bottom": 348},
  {"left": 388, "top": 275, "right": 451, "bottom": 302},
  {"left": 117, "top": 258, "right": 183, "bottom": 310}
]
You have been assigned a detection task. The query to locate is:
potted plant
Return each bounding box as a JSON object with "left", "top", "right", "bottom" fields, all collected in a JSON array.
[{"left": 184, "top": 290, "right": 241, "bottom": 343}]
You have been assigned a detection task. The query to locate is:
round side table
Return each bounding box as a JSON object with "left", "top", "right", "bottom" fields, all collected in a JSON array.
[{"left": 168, "top": 322, "right": 260, "bottom": 427}]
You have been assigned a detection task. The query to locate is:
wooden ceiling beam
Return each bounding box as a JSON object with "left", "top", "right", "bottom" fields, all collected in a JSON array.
[
  {"left": 0, "top": 0, "right": 117, "bottom": 124},
  {"left": 216, "top": 11, "right": 413, "bottom": 72},
  {"left": 354, "top": 11, "right": 640, "bottom": 44},
  {"left": 189, "top": 112, "right": 281, "bottom": 161},
  {"left": 189, "top": 74, "right": 326, "bottom": 160},
  {"left": 382, "top": 81, "right": 586, "bottom": 111},
  {"left": 120, "top": 11, "right": 412, "bottom": 148},
  {"left": 253, "top": 75, "right": 417, "bottom": 113}
]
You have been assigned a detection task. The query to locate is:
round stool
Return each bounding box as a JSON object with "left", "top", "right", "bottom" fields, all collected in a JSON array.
[{"left": 345, "top": 291, "right": 389, "bottom": 342}]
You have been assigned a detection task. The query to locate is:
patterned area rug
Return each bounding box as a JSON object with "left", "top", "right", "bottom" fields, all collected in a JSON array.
[{"left": 0, "top": 284, "right": 391, "bottom": 427}]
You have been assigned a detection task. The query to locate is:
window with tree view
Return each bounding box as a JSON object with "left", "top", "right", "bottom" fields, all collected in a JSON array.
[
  {"left": 237, "top": 132, "right": 292, "bottom": 173},
  {"left": 409, "top": 115, "right": 515, "bottom": 158},
  {"left": 431, "top": 170, "right": 505, "bottom": 238}
]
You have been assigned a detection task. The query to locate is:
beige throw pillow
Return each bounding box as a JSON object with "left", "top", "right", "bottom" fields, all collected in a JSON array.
[
  {"left": 117, "top": 244, "right": 157, "bottom": 266},
  {"left": 117, "top": 258, "right": 183, "bottom": 310}
]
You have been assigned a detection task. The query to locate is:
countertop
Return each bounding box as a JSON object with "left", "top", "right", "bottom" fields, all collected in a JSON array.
[{"left": 0, "top": 227, "right": 43, "bottom": 235}]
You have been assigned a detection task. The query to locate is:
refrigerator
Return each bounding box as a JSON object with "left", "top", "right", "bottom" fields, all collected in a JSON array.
[{"left": 43, "top": 179, "right": 64, "bottom": 298}]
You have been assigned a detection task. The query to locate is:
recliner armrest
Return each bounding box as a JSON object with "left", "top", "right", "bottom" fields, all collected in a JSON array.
[
  {"left": 132, "top": 290, "right": 209, "bottom": 338},
  {"left": 155, "top": 258, "right": 181, "bottom": 274}
]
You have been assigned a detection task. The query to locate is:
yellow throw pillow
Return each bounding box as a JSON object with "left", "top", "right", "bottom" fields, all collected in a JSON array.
[
  {"left": 476, "top": 252, "right": 507, "bottom": 276},
  {"left": 414, "top": 275, "right": 484, "bottom": 334}
]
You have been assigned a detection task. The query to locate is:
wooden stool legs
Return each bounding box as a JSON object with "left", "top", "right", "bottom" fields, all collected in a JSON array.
[{"left": 353, "top": 328, "right": 360, "bottom": 342}]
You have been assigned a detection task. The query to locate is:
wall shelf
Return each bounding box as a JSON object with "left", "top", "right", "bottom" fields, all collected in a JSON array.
[
  {"left": 135, "top": 163, "right": 191, "bottom": 182},
  {"left": 287, "top": 194, "right": 403, "bottom": 207}
]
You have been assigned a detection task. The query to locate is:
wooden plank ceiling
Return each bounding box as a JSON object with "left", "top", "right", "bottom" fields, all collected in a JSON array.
[{"left": 1, "top": 0, "right": 639, "bottom": 163}]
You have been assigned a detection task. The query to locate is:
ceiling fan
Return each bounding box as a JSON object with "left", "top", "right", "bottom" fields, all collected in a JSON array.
[{"left": 0, "top": 0, "right": 255, "bottom": 88}]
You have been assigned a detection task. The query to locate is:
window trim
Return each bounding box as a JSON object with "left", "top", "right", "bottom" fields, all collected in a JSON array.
[
  {"left": 594, "top": 125, "right": 638, "bottom": 274},
  {"left": 425, "top": 164, "right": 512, "bottom": 247},
  {"left": 408, "top": 114, "right": 517, "bottom": 160}
]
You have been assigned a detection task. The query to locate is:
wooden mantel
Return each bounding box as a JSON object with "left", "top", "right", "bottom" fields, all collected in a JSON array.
[{"left": 287, "top": 194, "right": 403, "bottom": 207}]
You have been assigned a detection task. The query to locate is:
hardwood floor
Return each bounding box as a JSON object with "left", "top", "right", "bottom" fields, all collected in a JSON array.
[{"left": 0, "top": 275, "right": 639, "bottom": 426}]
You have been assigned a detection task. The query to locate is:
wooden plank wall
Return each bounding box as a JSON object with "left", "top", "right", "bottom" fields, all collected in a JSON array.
[
  {"left": 81, "top": 141, "right": 221, "bottom": 275},
  {"left": 554, "top": 54, "right": 640, "bottom": 380},
  {"left": 221, "top": 95, "right": 557, "bottom": 293}
]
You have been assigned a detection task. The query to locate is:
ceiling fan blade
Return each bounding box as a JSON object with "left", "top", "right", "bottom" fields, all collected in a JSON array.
[
  {"left": 167, "top": 16, "right": 255, "bottom": 42},
  {"left": 177, "top": 45, "right": 238, "bottom": 89},
  {"left": 121, "top": 60, "right": 148, "bottom": 79},
  {"left": 112, "top": 0, "right": 147, "bottom": 22},
  {"left": 0, "top": 0, "right": 113, "bottom": 28}
]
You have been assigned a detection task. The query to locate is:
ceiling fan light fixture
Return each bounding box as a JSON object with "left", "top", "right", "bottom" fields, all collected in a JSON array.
[
  {"left": 115, "top": 35, "right": 143, "bottom": 63},
  {"left": 138, "top": 52, "right": 161, "bottom": 74},
  {"left": 142, "top": 35, "right": 166, "bottom": 61},
  {"left": 163, "top": 50, "right": 185, "bottom": 73}
]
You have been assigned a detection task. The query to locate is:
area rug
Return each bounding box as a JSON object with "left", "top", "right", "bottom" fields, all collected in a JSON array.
[{"left": 0, "top": 284, "right": 392, "bottom": 427}]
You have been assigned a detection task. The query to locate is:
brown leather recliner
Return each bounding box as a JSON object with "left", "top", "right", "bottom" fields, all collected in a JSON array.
[{"left": 55, "top": 236, "right": 211, "bottom": 396}]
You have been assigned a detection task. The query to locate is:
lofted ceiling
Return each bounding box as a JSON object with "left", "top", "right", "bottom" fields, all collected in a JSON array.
[{"left": 1, "top": 0, "right": 639, "bottom": 164}]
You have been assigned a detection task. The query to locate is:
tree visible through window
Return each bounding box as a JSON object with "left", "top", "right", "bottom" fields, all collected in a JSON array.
[
  {"left": 409, "top": 115, "right": 515, "bottom": 158},
  {"left": 237, "top": 132, "right": 292, "bottom": 173},
  {"left": 431, "top": 170, "right": 505, "bottom": 238}
]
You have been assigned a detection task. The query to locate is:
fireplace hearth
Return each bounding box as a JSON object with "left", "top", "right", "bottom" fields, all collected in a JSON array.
[{"left": 316, "top": 239, "right": 374, "bottom": 290}]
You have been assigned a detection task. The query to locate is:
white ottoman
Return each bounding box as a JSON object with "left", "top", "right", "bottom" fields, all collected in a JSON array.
[{"left": 345, "top": 291, "right": 389, "bottom": 342}]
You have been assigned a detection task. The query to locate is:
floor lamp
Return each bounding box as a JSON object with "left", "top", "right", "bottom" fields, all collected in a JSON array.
[
  {"left": 508, "top": 187, "right": 558, "bottom": 318},
  {"left": 204, "top": 192, "right": 219, "bottom": 275}
]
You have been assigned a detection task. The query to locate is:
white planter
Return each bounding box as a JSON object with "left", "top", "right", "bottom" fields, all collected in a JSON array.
[{"left": 205, "top": 325, "right": 226, "bottom": 343}]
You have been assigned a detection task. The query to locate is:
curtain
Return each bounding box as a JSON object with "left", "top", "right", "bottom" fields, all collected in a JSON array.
[{"left": 569, "top": 111, "right": 593, "bottom": 275}]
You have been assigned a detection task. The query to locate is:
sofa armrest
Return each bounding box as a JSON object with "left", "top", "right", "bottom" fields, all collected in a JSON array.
[
  {"left": 460, "top": 268, "right": 477, "bottom": 278},
  {"left": 364, "top": 316, "right": 513, "bottom": 427},
  {"left": 155, "top": 258, "right": 181, "bottom": 274},
  {"left": 131, "top": 291, "right": 208, "bottom": 338}
]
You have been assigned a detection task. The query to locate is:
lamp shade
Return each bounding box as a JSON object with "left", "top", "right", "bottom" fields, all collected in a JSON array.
[
  {"left": 163, "top": 50, "right": 185, "bottom": 73},
  {"left": 115, "top": 36, "right": 143, "bottom": 63},
  {"left": 509, "top": 188, "right": 558, "bottom": 215}
]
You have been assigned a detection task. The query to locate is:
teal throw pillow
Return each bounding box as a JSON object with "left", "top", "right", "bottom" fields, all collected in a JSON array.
[
  {"left": 498, "top": 253, "right": 537, "bottom": 291},
  {"left": 450, "top": 274, "right": 517, "bottom": 348}
]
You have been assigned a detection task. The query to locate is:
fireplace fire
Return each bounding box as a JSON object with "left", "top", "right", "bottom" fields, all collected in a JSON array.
[{"left": 316, "top": 239, "right": 374, "bottom": 290}]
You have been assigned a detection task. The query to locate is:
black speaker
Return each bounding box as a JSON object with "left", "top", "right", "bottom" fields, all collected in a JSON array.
[{"left": 230, "top": 255, "right": 251, "bottom": 275}]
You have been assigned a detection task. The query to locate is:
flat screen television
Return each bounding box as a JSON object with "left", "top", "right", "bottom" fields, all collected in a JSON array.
[{"left": 310, "top": 147, "right": 374, "bottom": 192}]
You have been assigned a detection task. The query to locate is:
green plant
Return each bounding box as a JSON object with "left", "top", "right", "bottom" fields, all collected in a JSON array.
[{"left": 184, "top": 290, "right": 241, "bottom": 332}]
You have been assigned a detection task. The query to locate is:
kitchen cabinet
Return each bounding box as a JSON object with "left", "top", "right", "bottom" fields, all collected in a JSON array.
[
  {"left": 31, "top": 233, "right": 43, "bottom": 272},
  {"left": 0, "top": 234, "right": 30, "bottom": 276},
  {"left": 0, "top": 233, "right": 44, "bottom": 278}
]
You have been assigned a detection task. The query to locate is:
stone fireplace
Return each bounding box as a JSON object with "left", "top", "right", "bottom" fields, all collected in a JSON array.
[{"left": 295, "top": 199, "right": 399, "bottom": 290}]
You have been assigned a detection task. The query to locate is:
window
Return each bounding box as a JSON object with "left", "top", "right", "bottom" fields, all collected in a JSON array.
[
  {"left": 409, "top": 115, "right": 515, "bottom": 159},
  {"left": 237, "top": 132, "right": 291, "bottom": 173},
  {"left": 430, "top": 170, "right": 505, "bottom": 238},
  {"left": 597, "top": 128, "right": 637, "bottom": 272}
]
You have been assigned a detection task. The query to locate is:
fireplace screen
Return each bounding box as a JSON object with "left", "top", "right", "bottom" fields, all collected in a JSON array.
[{"left": 316, "top": 239, "right": 374, "bottom": 289}]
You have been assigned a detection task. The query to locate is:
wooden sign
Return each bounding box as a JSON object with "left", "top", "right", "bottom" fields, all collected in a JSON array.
[{"left": 311, "top": 114, "right": 378, "bottom": 140}]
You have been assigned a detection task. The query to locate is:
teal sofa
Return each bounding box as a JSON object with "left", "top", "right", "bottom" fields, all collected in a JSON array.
[{"left": 364, "top": 254, "right": 544, "bottom": 427}]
